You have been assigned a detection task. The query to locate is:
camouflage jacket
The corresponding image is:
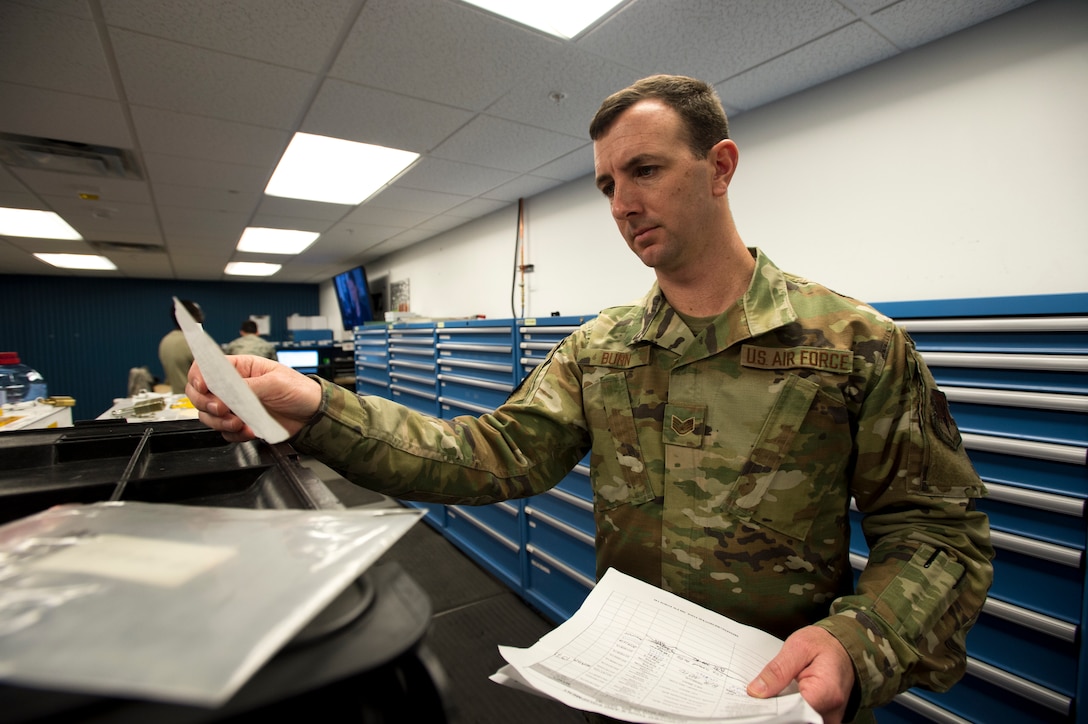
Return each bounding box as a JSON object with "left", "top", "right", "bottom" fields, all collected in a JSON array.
[
  {"left": 293, "top": 248, "right": 994, "bottom": 712},
  {"left": 225, "top": 334, "right": 278, "bottom": 360}
]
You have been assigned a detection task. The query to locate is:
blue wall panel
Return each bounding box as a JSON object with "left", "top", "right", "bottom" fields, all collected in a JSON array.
[{"left": 0, "top": 274, "right": 319, "bottom": 419}]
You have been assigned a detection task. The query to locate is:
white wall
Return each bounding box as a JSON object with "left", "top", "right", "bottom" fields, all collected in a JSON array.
[{"left": 323, "top": 0, "right": 1087, "bottom": 332}]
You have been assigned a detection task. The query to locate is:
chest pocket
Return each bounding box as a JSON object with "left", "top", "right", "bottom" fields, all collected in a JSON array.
[
  {"left": 726, "top": 373, "right": 847, "bottom": 542},
  {"left": 581, "top": 343, "right": 659, "bottom": 511}
]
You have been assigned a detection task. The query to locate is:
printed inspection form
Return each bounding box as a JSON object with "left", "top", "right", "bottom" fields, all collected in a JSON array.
[{"left": 492, "top": 568, "right": 822, "bottom": 724}]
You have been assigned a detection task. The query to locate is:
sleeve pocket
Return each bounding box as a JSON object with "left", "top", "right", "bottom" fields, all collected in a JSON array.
[{"left": 873, "top": 543, "right": 965, "bottom": 644}]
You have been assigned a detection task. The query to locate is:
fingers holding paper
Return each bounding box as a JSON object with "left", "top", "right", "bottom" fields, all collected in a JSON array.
[
  {"left": 187, "top": 355, "right": 323, "bottom": 443},
  {"left": 747, "top": 625, "right": 855, "bottom": 724}
]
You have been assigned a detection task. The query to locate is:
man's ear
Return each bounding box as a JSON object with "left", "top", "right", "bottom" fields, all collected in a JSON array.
[{"left": 709, "top": 139, "right": 739, "bottom": 195}]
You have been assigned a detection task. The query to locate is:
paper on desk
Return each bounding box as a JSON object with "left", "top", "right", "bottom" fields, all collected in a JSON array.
[
  {"left": 491, "top": 568, "right": 822, "bottom": 724},
  {"left": 173, "top": 297, "right": 289, "bottom": 443}
]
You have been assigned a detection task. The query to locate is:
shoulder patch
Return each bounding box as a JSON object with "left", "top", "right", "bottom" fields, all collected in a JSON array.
[{"left": 930, "top": 388, "right": 963, "bottom": 449}]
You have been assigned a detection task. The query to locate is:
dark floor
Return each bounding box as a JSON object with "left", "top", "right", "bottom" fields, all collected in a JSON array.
[{"left": 314, "top": 463, "right": 587, "bottom": 724}]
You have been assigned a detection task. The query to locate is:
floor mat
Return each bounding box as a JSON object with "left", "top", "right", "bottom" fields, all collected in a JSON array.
[
  {"left": 377, "top": 522, "right": 510, "bottom": 614},
  {"left": 425, "top": 592, "right": 587, "bottom": 724}
]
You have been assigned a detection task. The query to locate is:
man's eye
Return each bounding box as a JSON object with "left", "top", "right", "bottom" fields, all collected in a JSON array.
[
  {"left": 635, "top": 166, "right": 656, "bottom": 178},
  {"left": 600, "top": 183, "right": 614, "bottom": 198}
]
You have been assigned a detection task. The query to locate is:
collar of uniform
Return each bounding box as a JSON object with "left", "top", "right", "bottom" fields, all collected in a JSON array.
[
  {"left": 630, "top": 248, "right": 799, "bottom": 352},
  {"left": 630, "top": 283, "right": 691, "bottom": 352},
  {"left": 740, "top": 247, "right": 799, "bottom": 338}
]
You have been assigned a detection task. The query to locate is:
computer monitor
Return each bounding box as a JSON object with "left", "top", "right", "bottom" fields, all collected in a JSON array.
[{"left": 276, "top": 349, "right": 319, "bottom": 374}]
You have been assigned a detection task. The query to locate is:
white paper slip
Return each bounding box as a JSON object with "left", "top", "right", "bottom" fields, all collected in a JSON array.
[{"left": 173, "top": 297, "right": 290, "bottom": 443}]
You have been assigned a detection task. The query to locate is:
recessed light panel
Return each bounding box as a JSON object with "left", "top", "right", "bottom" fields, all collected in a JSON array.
[
  {"left": 34, "top": 253, "right": 116, "bottom": 270},
  {"left": 225, "top": 262, "right": 282, "bottom": 277},
  {"left": 462, "top": 0, "right": 624, "bottom": 38},
  {"left": 237, "top": 227, "right": 320, "bottom": 255},
  {"left": 265, "top": 133, "right": 419, "bottom": 206},
  {"left": 0, "top": 208, "right": 83, "bottom": 240}
]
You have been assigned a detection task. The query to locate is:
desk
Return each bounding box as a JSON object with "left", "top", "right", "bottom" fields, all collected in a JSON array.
[
  {"left": 97, "top": 392, "right": 200, "bottom": 423},
  {"left": 0, "top": 400, "right": 73, "bottom": 431}
]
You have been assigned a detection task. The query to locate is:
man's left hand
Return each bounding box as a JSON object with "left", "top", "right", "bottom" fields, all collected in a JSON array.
[{"left": 747, "top": 625, "right": 855, "bottom": 724}]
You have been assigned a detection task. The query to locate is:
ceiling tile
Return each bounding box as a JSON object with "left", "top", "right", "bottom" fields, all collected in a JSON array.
[
  {"left": 481, "top": 175, "right": 564, "bottom": 204},
  {"left": 330, "top": 0, "right": 559, "bottom": 111},
  {"left": 0, "top": 83, "right": 132, "bottom": 149},
  {"left": 253, "top": 196, "right": 349, "bottom": 224},
  {"left": 393, "top": 157, "right": 518, "bottom": 197},
  {"left": 431, "top": 115, "right": 585, "bottom": 173},
  {"left": 112, "top": 30, "right": 316, "bottom": 128},
  {"left": 365, "top": 186, "right": 471, "bottom": 216},
  {"left": 142, "top": 152, "right": 271, "bottom": 192},
  {"left": 152, "top": 183, "right": 260, "bottom": 215},
  {"left": 445, "top": 196, "right": 510, "bottom": 219},
  {"left": 130, "top": 107, "right": 289, "bottom": 168},
  {"left": 716, "top": 22, "right": 899, "bottom": 111},
  {"left": 158, "top": 206, "right": 248, "bottom": 240},
  {"left": 579, "top": 0, "right": 858, "bottom": 83},
  {"left": 13, "top": 169, "right": 152, "bottom": 204},
  {"left": 523, "top": 144, "right": 595, "bottom": 182},
  {"left": 40, "top": 194, "right": 160, "bottom": 240},
  {"left": 869, "top": 0, "right": 1037, "bottom": 49},
  {"left": 341, "top": 204, "right": 431, "bottom": 228},
  {"left": 318, "top": 221, "right": 405, "bottom": 251},
  {"left": 109, "top": 250, "right": 174, "bottom": 278},
  {"left": 302, "top": 78, "right": 475, "bottom": 153},
  {"left": 484, "top": 46, "right": 642, "bottom": 139},
  {"left": 100, "top": 0, "right": 360, "bottom": 72},
  {"left": 0, "top": 3, "right": 117, "bottom": 99}
]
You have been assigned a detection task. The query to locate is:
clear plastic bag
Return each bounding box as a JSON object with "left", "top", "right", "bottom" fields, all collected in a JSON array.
[{"left": 0, "top": 501, "right": 422, "bottom": 706}]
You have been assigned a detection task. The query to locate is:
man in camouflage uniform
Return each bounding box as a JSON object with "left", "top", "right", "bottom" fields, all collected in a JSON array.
[
  {"left": 189, "top": 75, "right": 993, "bottom": 723},
  {"left": 225, "top": 320, "right": 278, "bottom": 360}
]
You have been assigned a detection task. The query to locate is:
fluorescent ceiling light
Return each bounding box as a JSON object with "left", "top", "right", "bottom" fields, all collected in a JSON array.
[
  {"left": 225, "top": 261, "right": 282, "bottom": 277},
  {"left": 237, "top": 227, "right": 320, "bottom": 255},
  {"left": 0, "top": 208, "right": 83, "bottom": 240},
  {"left": 462, "top": 0, "right": 624, "bottom": 38},
  {"left": 35, "top": 253, "right": 116, "bottom": 270},
  {"left": 265, "top": 132, "right": 419, "bottom": 205}
]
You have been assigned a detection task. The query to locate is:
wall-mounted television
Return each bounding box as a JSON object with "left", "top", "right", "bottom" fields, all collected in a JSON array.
[{"left": 333, "top": 266, "right": 375, "bottom": 330}]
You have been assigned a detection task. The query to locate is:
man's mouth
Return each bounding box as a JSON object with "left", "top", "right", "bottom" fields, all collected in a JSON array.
[{"left": 630, "top": 225, "right": 656, "bottom": 244}]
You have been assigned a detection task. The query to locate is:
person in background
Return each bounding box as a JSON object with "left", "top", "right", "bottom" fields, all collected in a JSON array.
[
  {"left": 187, "top": 75, "right": 994, "bottom": 723},
  {"left": 225, "top": 320, "right": 278, "bottom": 360},
  {"left": 158, "top": 299, "right": 203, "bottom": 394}
]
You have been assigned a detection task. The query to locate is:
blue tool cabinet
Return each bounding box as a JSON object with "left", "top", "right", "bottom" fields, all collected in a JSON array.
[
  {"left": 387, "top": 323, "right": 438, "bottom": 415},
  {"left": 517, "top": 316, "right": 598, "bottom": 623},
  {"left": 435, "top": 319, "right": 524, "bottom": 591},
  {"left": 436, "top": 319, "right": 517, "bottom": 416},
  {"left": 355, "top": 296, "right": 1087, "bottom": 723},
  {"left": 353, "top": 324, "right": 390, "bottom": 397},
  {"left": 385, "top": 322, "right": 445, "bottom": 526},
  {"left": 863, "top": 294, "right": 1088, "bottom": 724}
]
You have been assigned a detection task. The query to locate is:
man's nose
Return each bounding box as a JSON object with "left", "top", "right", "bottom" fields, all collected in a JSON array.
[{"left": 610, "top": 180, "right": 640, "bottom": 219}]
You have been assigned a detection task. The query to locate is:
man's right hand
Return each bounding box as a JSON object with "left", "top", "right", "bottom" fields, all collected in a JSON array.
[{"left": 186, "top": 354, "right": 323, "bottom": 442}]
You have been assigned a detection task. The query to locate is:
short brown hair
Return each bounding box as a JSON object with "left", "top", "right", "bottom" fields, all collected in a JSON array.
[{"left": 589, "top": 75, "right": 730, "bottom": 158}]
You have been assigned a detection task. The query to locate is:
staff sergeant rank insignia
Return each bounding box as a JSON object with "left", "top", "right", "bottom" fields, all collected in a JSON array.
[{"left": 741, "top": 344, "right": 854, "bottom": 373}]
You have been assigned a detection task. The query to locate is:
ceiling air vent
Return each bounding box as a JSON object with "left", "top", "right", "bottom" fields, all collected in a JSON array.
[
  {"left": 0, "top": 132, "right": 143, "bottom": 180},
  {"left": 89, "top": 241, "right": 164, "bottom": 254}
]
